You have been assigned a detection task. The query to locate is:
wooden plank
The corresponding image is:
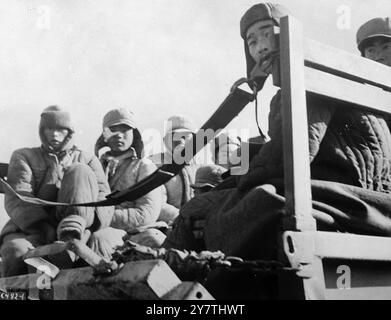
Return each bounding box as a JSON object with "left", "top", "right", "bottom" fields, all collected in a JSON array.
[
  {"left": 314, "top": 232, "right": 391, "bottom": 261},
  {"left": 278, "top": 16, "right": 325, "bottom": 300},
  {"left": 305, "top": 67, "right": 391, "bottom": 115},
  {"left": 304, "top": 38, "right": 391, "bottom": 91},
  {"left": 279, "top": 15, "right": 315, "bottom": 231},
  {"left": 325, "top": 287, "right": 391, "bottom": 300},
  {"left": 323, "top": 259, "right": 391, "bottom": 288},
  {"left": 284, "top": 231, "right": 391, "bottom": 261},
  {"left": 0, "top": 260, "right": 182, "bottom": 300},
  {"left": 281, "top": 230, "right": 391, "bottom": 299}
]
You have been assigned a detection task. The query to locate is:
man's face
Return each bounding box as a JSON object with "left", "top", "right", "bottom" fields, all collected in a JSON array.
[
  {"left": 246, "top": 19, "right": 277, "bottom": 74},
  {"left": 43, "top": 128, "right": 69, "bottom": 151},
  {"left": 164, "top": 131, "right": 192, "bottom": 154},
  {"left": 214, "top": 143, "right": 240, "bottom": 169},
  {"left": 106, "top": 124, "right": 134, "bottom": 152},
  {"left": 363, "top": 38, "right": 391, "bottom": 67}
]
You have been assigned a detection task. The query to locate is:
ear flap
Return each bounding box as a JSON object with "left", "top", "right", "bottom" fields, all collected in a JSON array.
[
  {"left": 94, "top": 134, "right": 108, "bottom": 157},
  {"left": 132, "top": 129, "right": 144, "bottom": 159}
]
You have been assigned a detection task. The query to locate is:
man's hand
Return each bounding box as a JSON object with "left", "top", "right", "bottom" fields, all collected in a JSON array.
[
  {"left": 250, "top": 50, "right": 279, "bottom": 91},
  {"left": 159, "top": 204, "right": 179, "bottom": 225}
]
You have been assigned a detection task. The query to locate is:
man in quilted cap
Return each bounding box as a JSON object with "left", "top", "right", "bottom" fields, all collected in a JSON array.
[
  {"left": 357, "top": 17, "right": 391, "bottom": 66},
  {"left": 90, "top": 108, "right": 164, "bottom": 258},
  {"left": 191, "top": 164, "right": 226, "bottom": 195},
  {"left": 164, "top": 3, "right": 391, "bottom": 299},
  {"left": 0, "top": 106, "right": 114, "bottom": 276},
  {"left": 149, "top": 115, "right": 198, "bottom": 225},
  {"left": 163, "top": 2, "right": 292, "bottom": 255},
  {"left": 210, "top": 131, "right": 241, "bottom": 170}
]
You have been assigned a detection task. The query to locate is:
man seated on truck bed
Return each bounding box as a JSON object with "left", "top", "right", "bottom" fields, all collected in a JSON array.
[
  {"left": 90, "top": 108, "right": 165, "bottom": 259},
  {"left": 163, "top": 3, "right": 391, "bottom": 284},
  {"left": 0, "top": 106, "right": 114, "bottom": 277},
  {"left": 149, "top": 115, "right": 198, "bottom": 225}
]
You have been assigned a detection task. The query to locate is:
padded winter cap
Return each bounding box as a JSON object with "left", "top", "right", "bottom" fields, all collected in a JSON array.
[
  {"left": 213, "top": 131, "right": 241, "bottom": 149},
  {"left": 40, "top": 105, "right": 74, "bottom": 133},
  {"left": 103, "top": 108, "right": 136, "bottom": 129},
  {"left": 165, "top": 115, "right": 195, "bottom": 135},
  {"left": 357, "top": 17, "right": 391, "bottom": 53},
  {"left": 240, "top": 2, "right": 290, "bottom": 39},
  {"left": 191, "top": 165, "right": 226, "bottom": 189},
  {"left": 240, "top": 3, "right": 290, "bottom": 81}
]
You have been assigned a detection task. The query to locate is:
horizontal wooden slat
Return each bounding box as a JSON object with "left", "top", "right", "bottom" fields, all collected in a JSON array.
[
  {"left": 323, "top": 259, "right": 391, "bottom": 289},
  {"left": 304, "top": 38, "right": 391, "bottom": 91},
  {"left": 314, "top": 231, "right": 391, "bottom": 261},
  {"left": 304, "top": 67, "right": 391, "bottom": 115},
  {"left": 325, "top": 287, "right": 391, "bottom": 300},
  {"left": 283, "top": 231, "right": 391, "bottom": 262}
]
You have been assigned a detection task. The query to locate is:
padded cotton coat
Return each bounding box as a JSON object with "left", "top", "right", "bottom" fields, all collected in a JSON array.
[
  {"left": 238, "top": 91, "right": 391, "bottom": 193},
  {"left": 1, "top": 146, "right": 113, "bottom": 241},
  {"left": 101, "top": 150, "right": 162, "bottom": 231}
]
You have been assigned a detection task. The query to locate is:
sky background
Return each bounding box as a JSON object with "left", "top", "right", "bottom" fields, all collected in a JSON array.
[{"left": 0, "top": 0, "right": 390, "bottom": 229}]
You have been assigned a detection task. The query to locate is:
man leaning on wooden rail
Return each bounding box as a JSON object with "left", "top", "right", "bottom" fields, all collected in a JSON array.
[{"left": 162, "top": 3, "right": 391, "bottom": 299}]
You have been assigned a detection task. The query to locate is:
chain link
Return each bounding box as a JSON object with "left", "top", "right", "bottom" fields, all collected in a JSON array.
[
  {"left": 110, "top": 241, "right": 298, "bottom": 280},
  {"left": 219, "top": 256, "right": 298, "bottom": 273}
]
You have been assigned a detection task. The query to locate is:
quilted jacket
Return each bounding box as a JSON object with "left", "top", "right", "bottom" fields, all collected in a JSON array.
[
  {"left": 238, "top": 91, "right": 391, "bottom": 192},
  {"left": 1, "top": 145, "right": 113, "bottom": 241},
  {"left": 149, "top": 152, "right": 197, "bottom": 223},
  {"left": 101, "top": 149, "right": 162, "bottom": 231}
]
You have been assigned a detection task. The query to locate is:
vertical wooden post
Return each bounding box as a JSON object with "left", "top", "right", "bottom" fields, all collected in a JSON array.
[
  {"left": 279, "top": 16, "right": 316, "bottom": 232},
  {"left": 277, "top": 15, "right": 325, "bottom": 300}
]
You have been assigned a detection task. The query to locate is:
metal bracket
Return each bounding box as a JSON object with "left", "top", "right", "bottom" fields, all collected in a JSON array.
[{"left": 282, "top": 231, "right": 317, "bottom": 278}]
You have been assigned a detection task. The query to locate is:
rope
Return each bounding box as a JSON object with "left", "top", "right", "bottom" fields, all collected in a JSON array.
[{"left": 110, "top": 240, "right": 297, "bottom": 282}]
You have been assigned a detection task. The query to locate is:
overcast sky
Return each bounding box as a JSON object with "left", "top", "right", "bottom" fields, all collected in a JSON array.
[{"left": 0, "top": 0, "right": 390, "bottom": 228}]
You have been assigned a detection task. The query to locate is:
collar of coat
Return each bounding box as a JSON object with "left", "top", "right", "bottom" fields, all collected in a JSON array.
[
  {"left": 40, "top": 143, "right": 77, "bottom": 161},
  {"left": 101, "top": 147, "right": 138, "bottom": 179},
  {"left": 101, "top": 147, "right": 138, "bottom": 163}
]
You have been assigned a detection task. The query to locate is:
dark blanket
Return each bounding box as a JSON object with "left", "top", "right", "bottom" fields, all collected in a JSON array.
[
  {"left": 163, "top": 179, "right": 391, "bottom": 299},
  {"left": 164, "top": 179, "right": 391, "bottom": 260}
]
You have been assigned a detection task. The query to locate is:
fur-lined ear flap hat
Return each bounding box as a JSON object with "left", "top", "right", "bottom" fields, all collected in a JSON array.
[{"left": 240, "top": 3, "right": 290, "bottom": 79}]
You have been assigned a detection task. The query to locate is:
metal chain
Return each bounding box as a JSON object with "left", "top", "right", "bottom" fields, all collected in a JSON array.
[
  {"left": 110, "top": 241, "right": 298, "bottom": 281},
  {"left": 217, "top": 256, "right": 298, "bottom": 273}
]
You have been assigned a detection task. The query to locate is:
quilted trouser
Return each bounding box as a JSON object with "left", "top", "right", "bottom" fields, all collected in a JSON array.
[
  {"left": 56, "top": 163, "right": 99, "bottom": 227},
  {"left": 0, "top": 163, "right": 101, "bottom": 277}
]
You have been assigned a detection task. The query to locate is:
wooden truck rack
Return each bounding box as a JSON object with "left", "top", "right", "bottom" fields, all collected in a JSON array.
[
  {"left": 1, "top": 15, "right": 391, "bottom": 300},
  {"left": 275, "top": 15, "right": 391, "bottom": 300}
]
